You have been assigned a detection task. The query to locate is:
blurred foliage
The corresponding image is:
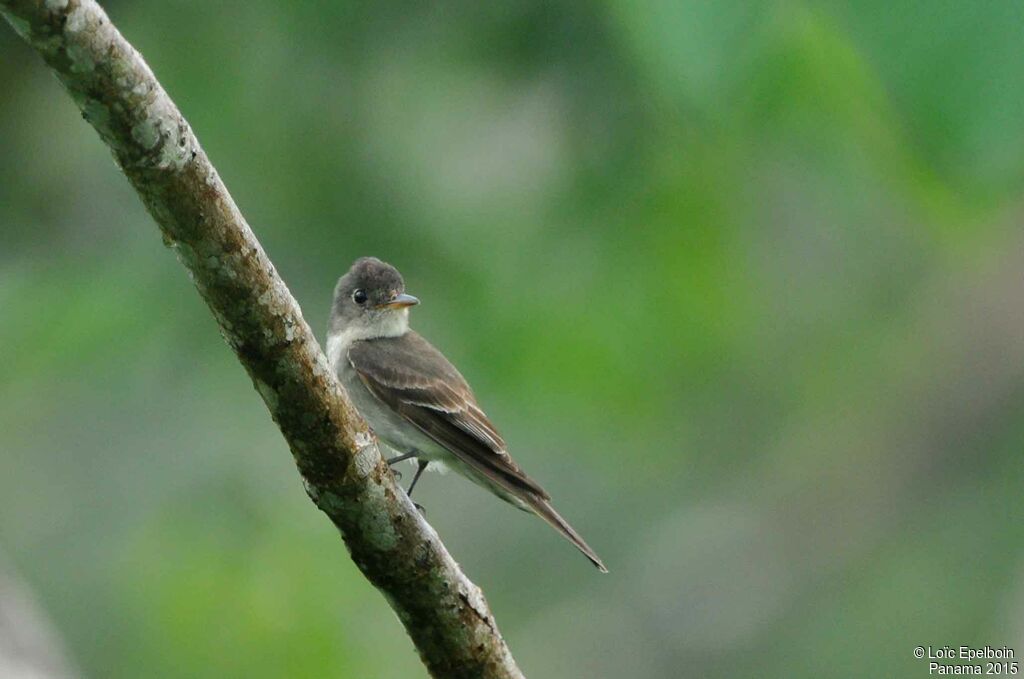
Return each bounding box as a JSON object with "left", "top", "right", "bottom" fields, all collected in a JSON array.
[{"left": 2, "top": 1, "right": 1024, "bottom": 677}]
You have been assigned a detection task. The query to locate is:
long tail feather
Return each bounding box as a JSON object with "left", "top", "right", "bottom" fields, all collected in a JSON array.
[{"left": 525, "top": 495, "right": 608, "bottom": 573}]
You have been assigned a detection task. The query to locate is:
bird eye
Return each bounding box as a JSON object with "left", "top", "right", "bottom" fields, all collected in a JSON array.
[{"left": 352, "top": 289, "right": 368, "bottom": 305}]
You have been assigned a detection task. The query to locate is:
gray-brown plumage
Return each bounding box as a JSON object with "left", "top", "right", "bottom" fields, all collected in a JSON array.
[{"left": 327, "top": 257, "right": 607, "bottom": 572}]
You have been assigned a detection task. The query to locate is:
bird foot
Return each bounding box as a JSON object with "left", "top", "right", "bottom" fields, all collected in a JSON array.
[{"left": 386, "top": 451, "right": 418, "bottom": 466}]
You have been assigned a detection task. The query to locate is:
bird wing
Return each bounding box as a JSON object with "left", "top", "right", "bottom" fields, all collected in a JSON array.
[{"left": 347, "top": 331, "right": 550, "bottom": 500}]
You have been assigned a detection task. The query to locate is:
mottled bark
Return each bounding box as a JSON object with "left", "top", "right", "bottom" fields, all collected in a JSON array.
[{"left": 0, "top": 1, "right": 523, "bottom": 677}]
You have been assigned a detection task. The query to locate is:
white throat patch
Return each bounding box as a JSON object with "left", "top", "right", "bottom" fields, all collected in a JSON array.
[{"left": 326, "top": 309, "right": 409, "bottom": 369}]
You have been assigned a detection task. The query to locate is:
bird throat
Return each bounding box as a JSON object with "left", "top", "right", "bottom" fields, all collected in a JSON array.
[{"left": 326, "top": 309, "right": 409, "bottom": 368}]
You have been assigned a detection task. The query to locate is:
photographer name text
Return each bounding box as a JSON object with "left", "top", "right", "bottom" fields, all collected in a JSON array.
[{"left": 913, "top": 646, "right": 1017, "bottom": 675}]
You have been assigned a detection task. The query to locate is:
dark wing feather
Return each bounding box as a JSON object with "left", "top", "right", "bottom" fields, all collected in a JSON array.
[{"left": 348, "top": 332, "right": 550, "bottom": 500}]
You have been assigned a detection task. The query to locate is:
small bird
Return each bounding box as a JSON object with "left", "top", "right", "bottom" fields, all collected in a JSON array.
[{"left": 327, "top": 257, "right": 607, "bottom": 572}]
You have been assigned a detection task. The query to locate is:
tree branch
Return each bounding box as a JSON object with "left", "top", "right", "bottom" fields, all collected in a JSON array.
[{"left": 0, "top": 1, "right": 524, "bottom": 677}]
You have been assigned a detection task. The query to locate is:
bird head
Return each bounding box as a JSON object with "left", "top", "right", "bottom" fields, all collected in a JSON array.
[{"left": 329, "top": 257, "right": 419, "bottom": 339}]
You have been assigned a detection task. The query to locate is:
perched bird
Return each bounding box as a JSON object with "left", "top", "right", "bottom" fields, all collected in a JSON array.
[{"left": 327, "top": 257, "right": 607, "bottom": 572}]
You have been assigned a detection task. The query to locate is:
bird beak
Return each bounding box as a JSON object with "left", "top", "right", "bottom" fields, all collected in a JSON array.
[{"left": 377, "top": 293, "right": 419, "bottom": 309}]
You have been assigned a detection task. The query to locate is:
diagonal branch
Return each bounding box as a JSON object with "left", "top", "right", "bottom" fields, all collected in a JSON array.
[{"left": 0, "top": 1, "right": 523, "bottom": 677}]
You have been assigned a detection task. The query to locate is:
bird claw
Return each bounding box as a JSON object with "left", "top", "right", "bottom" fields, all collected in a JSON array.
[
  {"left": 391, "top": 469, "right": 403, "bottom": 481},
  {"left": 414, "top": 502, "right": 426, "bottom": 515}
]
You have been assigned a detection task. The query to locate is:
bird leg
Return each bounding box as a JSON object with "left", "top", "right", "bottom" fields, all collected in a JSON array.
[
  {"left": 384, "top": 452, "right": 427, "bottom": 512},
  {"left": 386, "top": 450, "right": 418, "bottom": 479},
  {"left": 407, "top": 460, "right": 428, "bottom": 497},
  {"left": 406, "top": 460, "right": 429, "bottom": 513},
  {"left": 386, "top": 451, "right": 418, "bottom": 465}
]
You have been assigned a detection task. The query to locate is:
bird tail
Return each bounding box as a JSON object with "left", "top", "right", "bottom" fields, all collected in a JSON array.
[{"left": 524, "top": 495, "right": 608, "bottom": 573}]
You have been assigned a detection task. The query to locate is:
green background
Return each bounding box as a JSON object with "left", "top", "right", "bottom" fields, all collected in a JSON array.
[{"left": 2, "top": 1, "right": 1023, "bottom": 677}]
